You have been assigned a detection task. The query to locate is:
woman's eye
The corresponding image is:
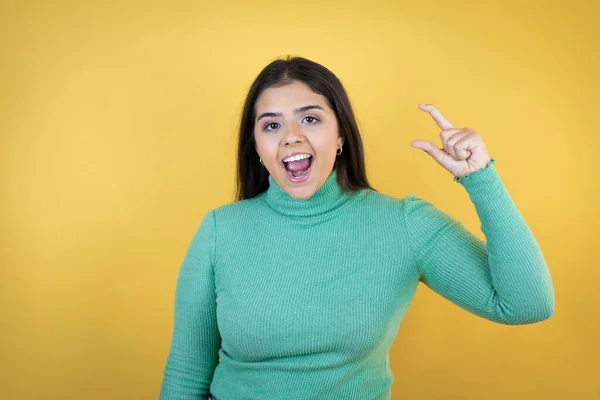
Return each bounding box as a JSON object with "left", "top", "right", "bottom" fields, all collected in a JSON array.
[
  {"left": 264, "top": 122, "right": 280, "bottom": 131},
  {"left": 304, "top": 116, "right": 319, "bottom": 124}
]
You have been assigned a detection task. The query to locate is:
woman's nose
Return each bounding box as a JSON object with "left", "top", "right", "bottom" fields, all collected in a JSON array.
[{"left": 283, "top": 125, "right": 305, "bottom": 145}]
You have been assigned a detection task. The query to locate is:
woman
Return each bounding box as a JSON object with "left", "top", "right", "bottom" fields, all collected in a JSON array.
[{"left": 159, "top": 56, "right": 554, "bottom": 400}]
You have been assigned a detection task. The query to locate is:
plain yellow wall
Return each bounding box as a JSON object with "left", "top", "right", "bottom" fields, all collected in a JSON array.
[{"left": 1, "top": 1, "right": 598, "bottom": 399}]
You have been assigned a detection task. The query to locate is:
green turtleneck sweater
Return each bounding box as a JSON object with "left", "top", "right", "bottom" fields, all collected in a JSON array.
[{"left": 159, "top": 158, "right": 554, "bottom": 400}]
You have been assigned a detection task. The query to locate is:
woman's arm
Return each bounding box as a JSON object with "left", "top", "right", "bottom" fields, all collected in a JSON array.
[
  {"left": 402, "top": 159, "right": 555, "bottom": 325},
  {"left": 159, "top": 210, "right": 221, "bottom": 399}
]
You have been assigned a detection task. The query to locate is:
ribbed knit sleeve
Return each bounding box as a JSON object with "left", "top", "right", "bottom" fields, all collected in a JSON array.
[
  {"left": 159, "top": 210, "right": 221, "bottom": 399},
  {"left": 402, "top": 159, "right": 555, "bottom": 325}
]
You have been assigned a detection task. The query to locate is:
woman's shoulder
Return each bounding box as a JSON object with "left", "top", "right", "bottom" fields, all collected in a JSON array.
[
  {"left": 211, "top": 195, "right": 264, "bottom": 218},
  {"left": 359, "top": 187, "right": 423, "bottom": 207}
]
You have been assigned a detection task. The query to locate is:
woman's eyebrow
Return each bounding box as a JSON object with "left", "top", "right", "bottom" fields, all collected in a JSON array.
[{"left": 256, "top": 105, "right": 324, "bottom": 122}]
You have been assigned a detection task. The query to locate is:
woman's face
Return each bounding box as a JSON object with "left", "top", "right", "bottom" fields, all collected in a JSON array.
[{"left": 254, "top": 80, "right": 344, "bottom": 200}]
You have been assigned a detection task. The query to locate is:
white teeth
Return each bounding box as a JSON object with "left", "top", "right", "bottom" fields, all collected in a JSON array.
[{"left": 283, "top": 153, "right": 312, "bottom": 163}]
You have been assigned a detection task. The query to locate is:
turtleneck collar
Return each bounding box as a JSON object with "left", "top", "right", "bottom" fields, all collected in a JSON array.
[{"left": 261, "top": 168, "right": 354, "bottom": 218}]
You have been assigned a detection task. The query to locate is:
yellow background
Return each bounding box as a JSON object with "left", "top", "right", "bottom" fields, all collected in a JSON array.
[{"left": 1, "top": 0, "right": 598, "bottom": 398}]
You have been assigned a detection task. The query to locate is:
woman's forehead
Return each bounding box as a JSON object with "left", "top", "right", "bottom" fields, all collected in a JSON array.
[{"left": 256, "top": 82, "right": 329, "bottom": 113}]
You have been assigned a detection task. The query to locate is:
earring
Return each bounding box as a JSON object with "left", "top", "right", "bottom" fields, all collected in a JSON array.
[
  {"left": 259, "top": 158, "right": 264, "bottom": 166},
  {"left": 336, "top": 145, "right": 343, "bottom": 156}
]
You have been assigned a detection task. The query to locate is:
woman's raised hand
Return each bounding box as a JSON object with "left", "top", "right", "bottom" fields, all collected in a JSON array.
[{"left": 410, "top": 104, "right": 492, "bottom": 178}]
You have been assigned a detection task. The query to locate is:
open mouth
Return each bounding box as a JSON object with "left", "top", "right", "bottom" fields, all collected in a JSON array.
[{"left": 281, "top": 155, "right": 313, "bottom": 182}]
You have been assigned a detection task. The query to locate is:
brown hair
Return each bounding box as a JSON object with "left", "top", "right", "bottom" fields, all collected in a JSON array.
[{"left": 235, "top": 55, "right": 375, "bottom": 200}]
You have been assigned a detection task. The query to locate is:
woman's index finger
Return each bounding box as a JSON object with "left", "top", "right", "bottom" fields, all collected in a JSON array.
[{"left": 419, "top": 104, "right": 455, "bottom": 130}]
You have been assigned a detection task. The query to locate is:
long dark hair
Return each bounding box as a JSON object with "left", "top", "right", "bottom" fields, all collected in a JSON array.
[{"left": 235, "top": 55, "right": 375, "bottom": 200}]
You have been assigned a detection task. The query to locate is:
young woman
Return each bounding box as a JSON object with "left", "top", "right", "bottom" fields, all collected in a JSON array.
[{"left": 159, "top": 56, "right": 554, "bottom": 400}]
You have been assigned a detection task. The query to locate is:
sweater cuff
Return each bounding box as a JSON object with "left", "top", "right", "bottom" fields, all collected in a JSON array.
[
  {"left": 453, "top": 158, "right": 496, "bottom": 184},
  {"left": 453, "top": 158, "right": 503, "bottom": 196}
]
